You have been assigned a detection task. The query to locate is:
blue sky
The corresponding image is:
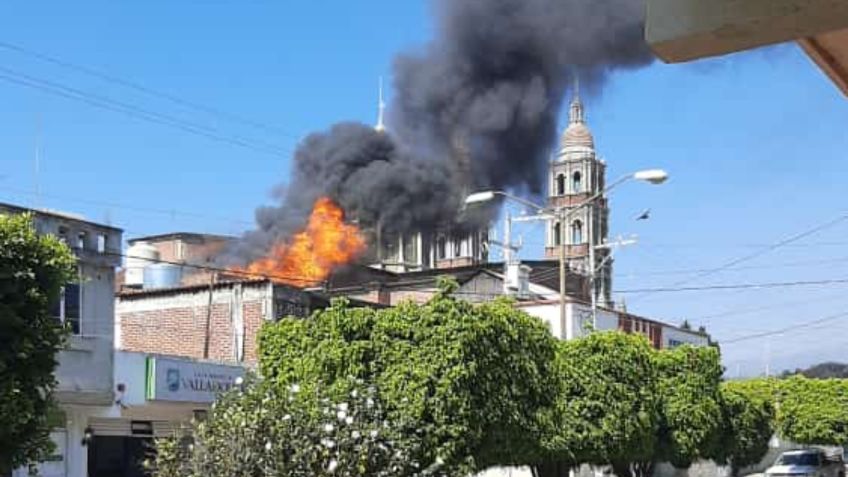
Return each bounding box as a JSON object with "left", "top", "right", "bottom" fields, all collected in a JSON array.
[{"left": 2, "top": 1, "right": 847, "bottom": 374}]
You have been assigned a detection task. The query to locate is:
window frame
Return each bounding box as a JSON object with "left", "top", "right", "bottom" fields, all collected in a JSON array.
[
  {"left": 53, "top": 281, "right": 82, "bottom": 335},
  {"left": 571, "top": 220, "right": 583, "bottom": 244}
]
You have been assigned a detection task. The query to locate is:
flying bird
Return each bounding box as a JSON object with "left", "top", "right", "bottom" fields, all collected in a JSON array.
[{"left": 635, "top": 209, "right": 651, "bottom": 221}]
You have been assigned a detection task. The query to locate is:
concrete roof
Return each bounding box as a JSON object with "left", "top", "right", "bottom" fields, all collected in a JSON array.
[
  {"left": 127, "top": 232, "right": 235, "bottom": 245},
  {"left": 645, "top": 0, "right": 848, "bottom": 98},
  {"left": 0, "top": 201, "right": 123, "bottom": 232}
]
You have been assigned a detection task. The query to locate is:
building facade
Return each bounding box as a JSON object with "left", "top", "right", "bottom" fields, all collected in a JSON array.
[
  {"left": 79, "top": 279, "right": 338, "bottom": 477},
  {"left": 1, "top": 203, "right": 123, "bottom": 477},
  {"left": 545, "top": 88, "right": 613, "bottom": 308}
]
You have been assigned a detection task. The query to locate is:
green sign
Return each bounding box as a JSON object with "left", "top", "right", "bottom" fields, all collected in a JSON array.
[{"left": 145, "top": 356, "right": 244, "bottom": 403}]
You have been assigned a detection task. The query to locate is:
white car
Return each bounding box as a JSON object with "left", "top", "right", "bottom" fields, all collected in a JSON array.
[{"left": 765, "top": 449, "right": 845, "bottom": 477}]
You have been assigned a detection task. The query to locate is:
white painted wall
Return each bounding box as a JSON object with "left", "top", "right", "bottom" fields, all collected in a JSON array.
[
  {"left": 521, "top": 302, "right": 564, "bottom": 339},
  {"left": 522, "top": 301, "right": 620, "bottom": 341},
  {"left": 662, "top": 325, "right": 709, "bottom": 349},
  {"left": 55, "top": 260, "right": 117, "bottom": 405}
]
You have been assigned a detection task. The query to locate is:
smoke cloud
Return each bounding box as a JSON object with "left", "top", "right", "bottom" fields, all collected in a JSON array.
[{"left": 233, "top": 0, "right": 654, "bottom": 262}]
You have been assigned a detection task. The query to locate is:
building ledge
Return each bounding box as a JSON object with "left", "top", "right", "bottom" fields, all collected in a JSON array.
[
  {"left": 66, "top": 335, "right": 98, "bottom": 353},
  {"left": 54, "top": 390, "right": 114, "bottom": 407}
]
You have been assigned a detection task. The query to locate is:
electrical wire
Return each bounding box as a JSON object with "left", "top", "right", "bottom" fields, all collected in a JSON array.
[
  {"left": 0, "top": 66, "right": 294, "bottom": 158},
  {"left": 0, "top": 184, "right": 254, "bottom": 228},
  {"left": 0, "top": 39, "right": 303, "bottom": 140},
  {"left": 615, "top": 278, "right": 848, "bottom": 294},
  {"left": 692, "top": 291, "right": 848, "bottom": 322},
  {"left": 628, "top": 212, "right": 848, "bottom": 303},
  {"left": 720, "top": 310, "right": 848, "bottom": 345}
]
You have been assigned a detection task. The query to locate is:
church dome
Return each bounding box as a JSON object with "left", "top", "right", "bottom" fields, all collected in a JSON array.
[{"left": 560, "top": 122, "right": 594, "bottom": 150}]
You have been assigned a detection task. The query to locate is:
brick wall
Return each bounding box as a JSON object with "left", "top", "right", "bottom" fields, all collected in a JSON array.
[{"left": 117, "top": 282, "right": 270, "bottom": 366}]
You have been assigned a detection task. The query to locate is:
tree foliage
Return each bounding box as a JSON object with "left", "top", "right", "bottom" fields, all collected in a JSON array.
[
  {"left": 653, "top": 345, "right": 724, "bottom": 469},
  {"left": 258, "top": 280, "right": 558, "bottom": 475},
  {"left": 0, "top": 213, "right": 76, "bottom": 473},
  {"left": 150, "top": 378, "right": 426, "bottom": 477},
  {"left": 776, "top": 376, "right": 848, "bottom": 446},
  {"left": 715, "top": 381, "right": 774, "bottom": 476},
  {"left": 539, "top": 332, "right": 659, "bottom": 476}
]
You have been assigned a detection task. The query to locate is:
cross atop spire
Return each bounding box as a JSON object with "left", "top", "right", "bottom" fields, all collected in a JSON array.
[
  {"left": 569, "top": 74, "right": 585, "bottom": 124},
  {"left": 375, "top": 77, "right": 386, "bottom": 132}
]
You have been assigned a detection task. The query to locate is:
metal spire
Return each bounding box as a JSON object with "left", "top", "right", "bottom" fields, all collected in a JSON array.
[
  {"left": 569, "top": 73, "right": 584, "bottom": 124},
  {"left": 375, "top": 77, "right": 386, "bottom": 132}
]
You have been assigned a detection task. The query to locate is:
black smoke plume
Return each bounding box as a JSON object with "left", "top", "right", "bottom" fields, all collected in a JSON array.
[{"left": 233, "top": 0, "right": 653, "bottom": 262}]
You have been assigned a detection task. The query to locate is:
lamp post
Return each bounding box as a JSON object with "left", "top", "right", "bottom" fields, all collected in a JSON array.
[{"left": 464, "top": 169, "right": 668, "bottom": 338}]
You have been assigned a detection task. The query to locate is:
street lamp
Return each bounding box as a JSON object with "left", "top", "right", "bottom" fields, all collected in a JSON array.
[{"left": 464, "top": 168, "right": 668, "bottom": 337}]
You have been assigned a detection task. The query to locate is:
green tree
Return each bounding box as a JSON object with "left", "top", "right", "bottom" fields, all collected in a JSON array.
[
  {"left": 538, "top": 332, "right": 659, "bottom": 477},
  {"left": 150, "top": 378, "right": 426, "bottom": 477},
  {"left": 258, "top": 279, "right": 559, "bottom": 475},
  {"left": 652, "top": 345, "right": 724, "bottom": 471},
  {"left": 776, "top": 376, "right": 848, "bottom": 445},
  {"left": 714, "top": 381, "right": 774, "bottom": 476},
  {"left": 0, "top": 213, "right": 76, "bottom": 474}
]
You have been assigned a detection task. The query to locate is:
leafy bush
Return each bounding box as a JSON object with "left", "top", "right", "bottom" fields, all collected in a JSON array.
[{"left": 0, "top": 213, "right": 76, "bottom": 474}]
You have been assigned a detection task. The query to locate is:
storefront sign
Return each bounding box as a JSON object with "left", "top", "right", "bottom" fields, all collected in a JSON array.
[{"left": 145, "top": 356, "right": 244, "bottom": 403}]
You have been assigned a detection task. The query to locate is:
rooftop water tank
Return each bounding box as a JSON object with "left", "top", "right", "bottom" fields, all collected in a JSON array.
[
  {"left": 125, "top": 242, "right": 160, "bottom": 288},
  {"left": 143, "top": 263, "right": 183, "bottom": 290}
]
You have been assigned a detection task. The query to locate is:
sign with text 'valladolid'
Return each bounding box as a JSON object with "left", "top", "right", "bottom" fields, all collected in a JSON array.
[{"left": 145, "top": 356, "right": 245, "bottom": 403}]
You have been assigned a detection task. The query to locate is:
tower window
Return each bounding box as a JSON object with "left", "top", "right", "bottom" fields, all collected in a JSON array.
[
  {"left": 572, "top": 171, "right": 582, "bottom": 193},
  {"left": 553, "top": 222, "right": 561, "bottom": 246},
  {"left": 571, "top": 220, "right": 583, "bottom": 244},
  {"left": 556, "top": 174, "right": 565, "bottom": 196}
]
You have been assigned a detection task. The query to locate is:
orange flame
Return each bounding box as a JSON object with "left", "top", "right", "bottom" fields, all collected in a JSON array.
[{"left": 237, "top": 198, "right": 365, "bottom": 286}]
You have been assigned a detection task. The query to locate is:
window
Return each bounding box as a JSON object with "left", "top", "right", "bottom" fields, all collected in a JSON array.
[
  {"left": 571, "top": 220, "right": 583, "bottom": 244},
  {"left": 57, "top": 226, "right": 69, "bottom": 245},
  {"left": 97, "top": 234, "right": 107, "bottom": 253},
  {"left": 453, "top": 238, "right": 462, "bottom": 258},
  {"left": 77, "top": 231, "right": 88, "bottom": 250},
  {"left": 402, "top": 234, "right": 418, "bottom": 264},
  {"left": 572, "top": 171, "right": 582, "bottom": 193},
  {"left": 174, "top": 240, "right": 186, "bottom": 261},
  {"left": 437, "top": 236, "right": 447, "bottom": 260},
  {"left": 52, "top": 283, "right": 82, "bottom": 334},
  {"left": 275, "top": 299, "right": 307, "bottom": 319},
  {"left": 383, "top": 234, "right": 399, "bottom": 262},
  {"left": 556, "top": 174, "right": 565, "bottom": 196},
  {"left": 553, "top": 222, "right": 561, "bottom": 246}
]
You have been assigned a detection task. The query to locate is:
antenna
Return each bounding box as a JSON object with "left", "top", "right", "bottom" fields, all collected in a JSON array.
[
  {"left": 573, "top": 72, "right": 580, "bottom": 99},
  {"left": 375, "top": 77, "right": 386, "bottom": 132},
  {"left": 35, "top": 114, "right": 42, "bottom": 208}
]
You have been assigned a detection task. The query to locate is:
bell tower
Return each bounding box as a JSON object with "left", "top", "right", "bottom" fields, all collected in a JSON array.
[{"left": 545, "top": 81, "right": 612, "bottom": 306}]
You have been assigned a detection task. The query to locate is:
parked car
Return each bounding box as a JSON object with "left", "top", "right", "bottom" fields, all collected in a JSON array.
[{"left": 765, "top": 448, "right": 845, "bottom": 477}]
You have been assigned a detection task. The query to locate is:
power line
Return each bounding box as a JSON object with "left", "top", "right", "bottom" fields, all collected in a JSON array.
[
  {"left": 0, "top": 66, "right": 294, "bottom": 158},
  {"left": 0, "top": 184, "right": 255, "bottom": 229},
  {"left": 615, "top": 277, "right": 848, "bottom": 294},
  {"left": 693, "top": 291, "right": 848, "bottom": 322},
  {"left": 103, "top": 249, "right": 320, "bottom": 285},
  {"left": 720, "top": 310, "right": 848, "bottom": 345},
  {"left": 0, "top": 39, "right": 303, "bottom": 140},
  {"left": 616, "top": 256, "right": 848, "bottom": 278},
  {"left": 629, "top": 213, "right": 848, "bottom": 302}
]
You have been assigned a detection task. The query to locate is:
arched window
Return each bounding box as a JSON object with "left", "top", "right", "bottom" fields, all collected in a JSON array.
[
  {"left": 437, "top": 236, "right": 447, "bottom": 260},
  {"left": 572, "top": 171, "right": 582, "bottom": 193},
  {"left": 571, "top": 220, "right": 583, "bottom": 244},
  {"left": 553, "top": 222, "right": 561, "bottom": 246},
  {"left": 556, "top": 174, "right": 565, "bottom": 196},
  {"left": 454, "top": 237, "right": 463, "bottom": 257}
]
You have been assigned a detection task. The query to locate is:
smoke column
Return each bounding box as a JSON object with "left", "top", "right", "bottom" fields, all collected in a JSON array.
[{"left": 232, "top": 0, "right": 653, "bottom": 262}]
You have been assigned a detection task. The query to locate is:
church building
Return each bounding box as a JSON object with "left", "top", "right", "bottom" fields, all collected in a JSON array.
[{"left": 545, "top": 84, "right": 613, "bottom": 307}]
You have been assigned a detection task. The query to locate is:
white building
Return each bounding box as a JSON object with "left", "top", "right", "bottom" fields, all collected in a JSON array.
[
  {"left": 518, "top": 298, "right": 709, "bottom": 348},
  {"left": 1, "top": 203, "right": 122, "bottom": 477}
]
